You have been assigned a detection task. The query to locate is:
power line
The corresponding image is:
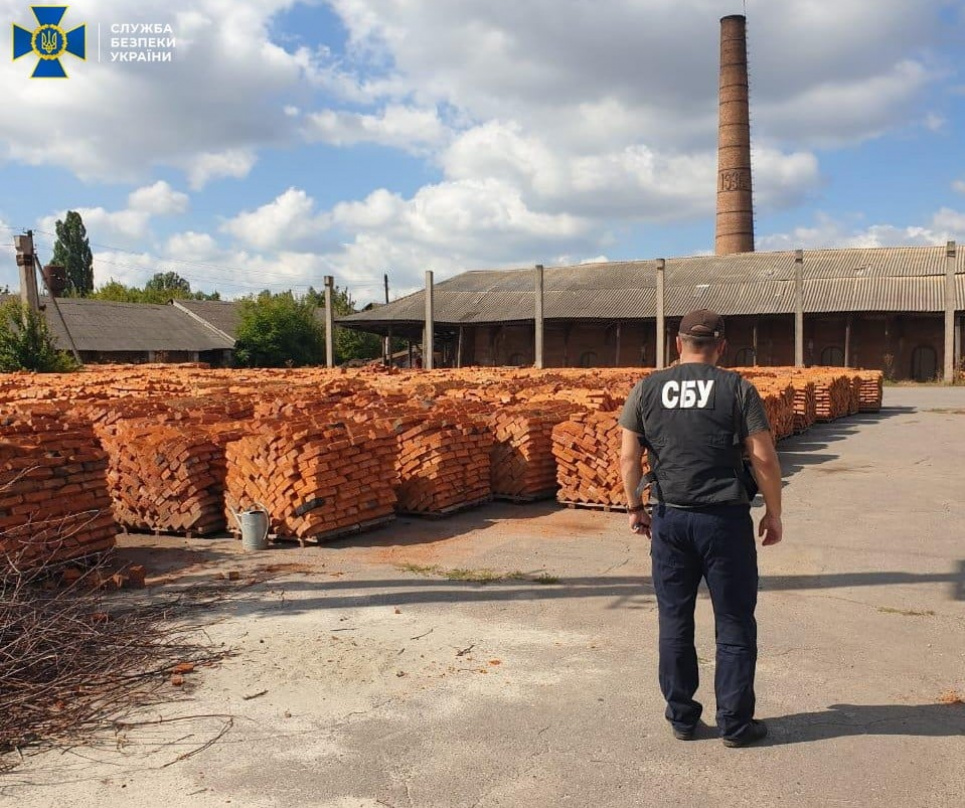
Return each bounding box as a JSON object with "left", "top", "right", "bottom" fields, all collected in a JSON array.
[{"left": 14, "top": 229, "right": 387, "bottom": 292}]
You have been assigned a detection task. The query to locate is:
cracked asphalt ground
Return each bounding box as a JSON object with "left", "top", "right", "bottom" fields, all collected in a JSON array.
[{"left": 5, "top": 388, "right": 965, "bottom": 808}]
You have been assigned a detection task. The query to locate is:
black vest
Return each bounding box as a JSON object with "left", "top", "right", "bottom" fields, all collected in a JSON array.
[{"left": 637, "top": 364, "right": 748, "bottom": 507}]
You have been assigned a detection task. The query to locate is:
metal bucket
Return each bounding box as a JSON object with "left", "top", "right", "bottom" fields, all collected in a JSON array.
[{"left": 238, "top": 507, "right": 270, "bottom": 552}]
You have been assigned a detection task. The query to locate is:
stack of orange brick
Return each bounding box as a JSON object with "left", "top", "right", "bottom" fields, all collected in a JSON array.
[
  {"left": 791, "top": 380, "right": 817, "bottom": 433},
  {"left": 552, "top": 412, "right": 647, "bottom": 508},
  {"left": 100, "top": 421, "right": 231, "bottom": 536},
  {"left": 225, "top": 419, "right": 397, "bottom": 543},
  {"left": 337, "top": 399, "right": 494, "bottom": 515},
  {"left": 0, "top": 407, "right": 116, "bottom": 566},
  {"left": 857, "top": 371, "right": 884, "bottom": 412},
  {"left": 753, "top": 381, "right": 796, "bottom": 441},
  {"left": 392, "top": 417, "right": 492, "bottom": 514},
  {"left": 489, "top": 404, "right": 577, "bottom": 500},
  {"left": 813, "top": 373, "right": 854, "bottom": 421}
]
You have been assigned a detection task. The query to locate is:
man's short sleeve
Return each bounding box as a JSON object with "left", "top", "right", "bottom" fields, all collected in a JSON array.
[
  {"left": 619, "top": 380, "right": 646, "bottom": 434},
  {"left": 738, "top": 379, "right": 771, "bottom": 439}
]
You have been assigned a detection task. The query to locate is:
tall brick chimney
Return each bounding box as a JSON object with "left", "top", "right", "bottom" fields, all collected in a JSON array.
[{"left": 715, "top": 14, "right": 755, "bottom": 255}]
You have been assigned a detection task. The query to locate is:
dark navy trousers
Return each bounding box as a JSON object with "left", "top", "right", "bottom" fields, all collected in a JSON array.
[{"left": 649, "top": 503, "right": 758, "bottom": 739}]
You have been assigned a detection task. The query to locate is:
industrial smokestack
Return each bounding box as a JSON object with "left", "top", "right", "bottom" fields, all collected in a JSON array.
[{"left": 715, "top": 14, "right": 755, "bottom": 255}]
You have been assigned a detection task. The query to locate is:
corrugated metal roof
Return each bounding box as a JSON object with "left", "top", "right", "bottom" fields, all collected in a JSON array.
[
  {"left": 341, "top": 246, "right": 965, "bottom": 328},
  {"left": 1, "top": 297, "right": 235, "bottom": 353}
]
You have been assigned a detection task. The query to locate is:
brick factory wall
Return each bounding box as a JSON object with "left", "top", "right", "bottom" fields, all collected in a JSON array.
[
  {"left": 468, "top": 323, "right": 659, "bottom": 368},
  {"left": 461, "top": 313, "right": 947, "bottom": 379}
]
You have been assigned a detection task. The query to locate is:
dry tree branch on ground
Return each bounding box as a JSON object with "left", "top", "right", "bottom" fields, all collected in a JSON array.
[{"left": 0, "top": 515, "right": 233, "bottom": 772}]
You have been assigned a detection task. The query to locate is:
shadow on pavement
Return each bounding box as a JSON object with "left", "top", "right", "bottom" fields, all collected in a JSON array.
[
  {"left": 765, "top": 702, "right": 965, "bottom": 746},
  {"left": 218, "top": 562, "right": 965, "bottom": 619}
]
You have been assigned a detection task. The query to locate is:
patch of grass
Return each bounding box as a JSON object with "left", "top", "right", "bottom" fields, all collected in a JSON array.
[
  {"left": 877, "top": 606, "right": 936, "bottom": 617},
  {"left": 444, "top": 568, "right": 505, "bottom": 584},
  {"left": 398, "top": 563, "right": 440, "bottom": 576},
  {"left": 397, "top": 564, "right": 559, "bottom": 586}
]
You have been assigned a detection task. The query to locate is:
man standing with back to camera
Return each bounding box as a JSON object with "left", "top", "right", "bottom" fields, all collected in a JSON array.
[{"left": 619, "top": 309, "right": 784, "bottom": 747}]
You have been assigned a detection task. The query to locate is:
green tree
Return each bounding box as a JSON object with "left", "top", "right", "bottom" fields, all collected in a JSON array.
[
  {"left": 90, "top": 275, "right": 222, "bottom": 304},
  {"left": 52, "top": 211, "right": 94, "bottom": 296},
  {"left": 305, "top": 285, "right": 383, "bottom": 364},
  {"left": 89, "top": 280, "right": 145, "bottom": 302},
  {"left": 233, "top": 291, "right": 325, "bottom": 368},
  {"left": 144, "top": 271, "right": 192, "bottom": 297},
  {"left": 0, "top": 300, "right": 78, "bottom": 373}
]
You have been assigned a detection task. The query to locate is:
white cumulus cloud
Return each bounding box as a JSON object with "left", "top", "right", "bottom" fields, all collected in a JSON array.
[
  {"left": 220, "top": 187, "right": 331, "bottom": 250},
  {"left": 304, "top": 105, "right": 449, "bottom": 153}
]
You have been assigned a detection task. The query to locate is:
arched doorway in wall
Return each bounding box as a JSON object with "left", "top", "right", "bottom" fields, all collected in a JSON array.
[
  {"left": 820, "top": 346, "right": 845, "bottom": 367},
  {"left": 910, "top": 345, "right": 938, "bottom": 382},
  {"left": 734, "top": 347, "right": 755, "bottom": 367}
]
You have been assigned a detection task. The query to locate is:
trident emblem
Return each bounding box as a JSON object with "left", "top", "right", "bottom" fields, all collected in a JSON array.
[
  {"left": 39, "top": 28, "right": 59, "bottom": 55},
  {"left": 12, "top": 6, "right": 86, "bottom": 78}
]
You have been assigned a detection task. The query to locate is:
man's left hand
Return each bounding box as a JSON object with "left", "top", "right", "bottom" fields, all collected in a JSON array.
[{"left": 628, "top": 509, "right": 651, "bottom": 538}]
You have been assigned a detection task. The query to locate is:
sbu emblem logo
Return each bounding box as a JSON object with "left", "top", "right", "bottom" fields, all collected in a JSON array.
[{"left": 12, "top": 6, "right": 86, "bottom": 78}]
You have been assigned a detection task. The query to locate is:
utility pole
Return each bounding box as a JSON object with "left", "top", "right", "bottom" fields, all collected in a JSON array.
[
  {"left": 534, "top": 264, "right": 545, "bottom": 369},
  {"left": 656, "top": 259, "right": 666, "bottom": 369},
  {"left": 794, "top": 249, "right": 805, "bottom": 368},
  {"left": 14, "top": 232, "right": 40, "bottom": 312},
  {"left": 424, "top": 270, "right": 435, "bottom": 370},
  {"left": 32, "top": 251, "right": 81, "bottom": 364},
  {"left": 324, "top": 275, "right": 335, "bottom": 369}
]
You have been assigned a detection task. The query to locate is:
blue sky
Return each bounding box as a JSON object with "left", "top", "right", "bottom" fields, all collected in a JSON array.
[{"left": 1, "top": 0, "right": 963, "bottom": 304}]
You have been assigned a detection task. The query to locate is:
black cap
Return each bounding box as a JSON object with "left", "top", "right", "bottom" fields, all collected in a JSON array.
[{"left": 679, "top": 309, "right": 725, "bottom": 340}]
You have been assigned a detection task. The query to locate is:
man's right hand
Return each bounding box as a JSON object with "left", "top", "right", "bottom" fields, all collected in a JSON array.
[
  {"left": 759, "top": 511, "right": 783, "bottom": 546},
  {"left": 628, "top": 509, "right": 652, "bottom": 539}
]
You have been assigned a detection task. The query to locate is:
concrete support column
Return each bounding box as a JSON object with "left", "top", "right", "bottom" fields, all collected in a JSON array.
[
  {"left": 845, "top": 314, "right": 853, "bottom": 369},
  {"left": 656, "top": 259, "right": 666, "bottom": 370},
  {"left": 424, "top": 270, "right": 435, "bottom": 370},
  {"left": 752, "top": 317, "right": 759, "bottom": 366},
  {"left": 534, "top": 264, "right": 545, "bottom": 369},
  {"left": 945, "top": 241, "right": 957, "bottom": 384},
  {"left": 794, "top": 250, "right": 805, "bottom": 368},
  {"left": 956, "top": 315, "right": 962, "bottom": 375}
]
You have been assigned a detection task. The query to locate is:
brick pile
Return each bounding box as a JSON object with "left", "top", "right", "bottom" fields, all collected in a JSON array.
[
  {"left": 755, "top": 381, "right": 796, "bottom": 441},
  {"left": 225, "top": 419, "right": 397, "bottom": 544},
  {"left": 813, "top": 373, "right": 855, "bottom": 422},
  {"left": 0, "top": 365, "right": 887, "bottom": 558},
  {"left": 100, "top": 421, "right": 229, "bottom": 536},
  {"left": 792, "top": 380, "right": 817, "bottom": 433},
  {"left": 0, "top": 407, "right": 116, "bottom": 566},
  {"left": 856, "top": 371, "right": 884, "bottom": 412},
  {"left": 489, "top": 404, "right": 576, "bottom": 500},
  {"left": 392, "top": 416, "right": 492, "bottom": 514},
  {"left": 552, "top": 411, "right": 647, "bottom": 508}
]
